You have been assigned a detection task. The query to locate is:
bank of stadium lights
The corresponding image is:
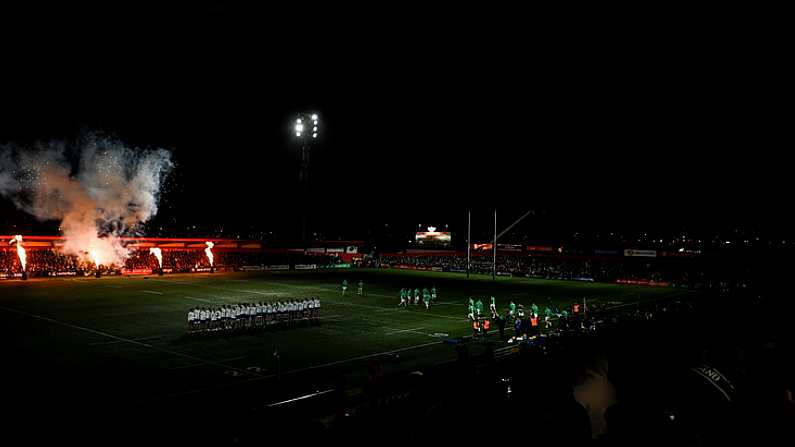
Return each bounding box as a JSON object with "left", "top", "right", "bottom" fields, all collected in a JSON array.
[
  {"left": 294, "top": 113, "right": 318, "bottom": 139},
  {"left": 294, "top": 114, "right": 319, "bottom": 139}
]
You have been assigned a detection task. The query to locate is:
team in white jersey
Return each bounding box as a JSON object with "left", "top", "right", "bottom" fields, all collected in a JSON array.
[{"left": 186, "top": 297, "right": 321, "bottom": 334}]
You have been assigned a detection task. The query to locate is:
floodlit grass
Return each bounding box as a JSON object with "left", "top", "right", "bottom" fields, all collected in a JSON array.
[{"left": 0, "top": 269, "right": 692, "bottom": 403}]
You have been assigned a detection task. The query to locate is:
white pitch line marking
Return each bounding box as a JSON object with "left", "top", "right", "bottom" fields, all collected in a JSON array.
[
  {"left": 166, "top": 340, "right": 442, "bottom": 398},
  {"left": 0, "top": 305, "right": 265, "bottom": 379},
  {"left": 148, "top": 278, "right": 288, "bottom": 297},
  {"left": 90, "top": 334, "right": 163, "bottom": 346},
  {"left": 168, "top": 355, "right": 249, "bottom": 370},
  {"left": 384, "top": 327, "right": 443, "bottom": 338},
  {"left": 141, "top": 290, "right": 163, "bottom": 295},
  {"left": 185, "top": 296, "right": 214, "bottom": 303},
  {"left": 385, "top": 327, "right": 426, "bottom": 335},
  {"left": 322, "top": 300, "right": 464, "bottom": 321}
]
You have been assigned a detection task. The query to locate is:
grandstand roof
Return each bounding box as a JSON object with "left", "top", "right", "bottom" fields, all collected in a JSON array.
[
  {"left": 1, "top": 236, "right": 365, "bottom": 251},
  {"left": 0, "top": 235, "right": 254, "bottom": 250}
]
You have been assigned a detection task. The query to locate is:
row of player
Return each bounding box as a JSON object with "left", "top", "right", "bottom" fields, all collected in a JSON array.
[
  {"left": 186, "top": 298, "right": 321, "bottom": 333},
  {"left": 471, "top": 300, "right": 589, "bottom": 340},
  {"left": 469, "top": 297, "right": 583, "bottom": 321},
  {"left": 398, "top": 286, "right": 438, "bottom": 309}
]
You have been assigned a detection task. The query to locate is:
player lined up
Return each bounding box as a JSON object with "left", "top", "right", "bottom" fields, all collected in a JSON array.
[
  {"left": 471, "top": 298, "right": 565, "bottom": 323},
  {"left": 186, "top": 298, "right": 321, "bottom": 334},
  {"left": 468, "top": 297, "right": 587, "bottom": 340},
  {"left": 398, "top": 286, "right": 437, "bottom": 309}
]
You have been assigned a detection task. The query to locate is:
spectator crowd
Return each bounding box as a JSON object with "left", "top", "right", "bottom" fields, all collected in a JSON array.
[
  {"left": 0, "top": 248, "right": 299, "bottom": 275},
  {"left": 378, "top": 253, "right": 751, "bottom": 292}
]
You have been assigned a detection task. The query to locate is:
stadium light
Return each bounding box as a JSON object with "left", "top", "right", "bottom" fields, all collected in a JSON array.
[
  {"left": 293, "top": 114, "right": 319, "bottom": 140},
  {"left": 292, "top": 112, "right": 321, "bottom": 241}
]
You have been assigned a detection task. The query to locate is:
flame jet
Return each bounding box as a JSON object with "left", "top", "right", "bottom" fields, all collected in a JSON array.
[{"left": 205, "top": 242, "right": 214, "bottom": 267}]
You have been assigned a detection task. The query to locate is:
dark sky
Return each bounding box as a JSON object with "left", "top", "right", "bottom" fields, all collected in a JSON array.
[{"left": 1, "top": 7, "right": 790, "bottom": 240}]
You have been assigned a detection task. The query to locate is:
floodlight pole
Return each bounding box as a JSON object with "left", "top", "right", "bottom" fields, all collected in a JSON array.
[
  {"left": 294, "top": 113, "right": 318, "bottom": 243},
  {"left": 300, "top": 140, "right": 309, "bottom": 242}
]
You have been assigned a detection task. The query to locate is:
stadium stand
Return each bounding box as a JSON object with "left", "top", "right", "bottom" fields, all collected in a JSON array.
[{"left": 0, "top": 236, "right": 363, "bottom": 277}]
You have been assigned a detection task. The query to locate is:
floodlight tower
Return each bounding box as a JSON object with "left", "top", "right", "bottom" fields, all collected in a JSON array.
[{"left": 293, "top": 113, "right": 320, "bottom": 241}]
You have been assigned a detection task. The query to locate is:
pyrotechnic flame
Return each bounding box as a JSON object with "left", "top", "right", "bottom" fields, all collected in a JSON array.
[
  {"left": 205, "top": 241, "right": 214, "bottom": 267},
  {"left": 9, "top": 235, "right": 26, "bottom": 272},
  {"left": 0, "top": 131, "right": 173, "bottom": 268},
  {"left": 149, "top": 247, "right": 163, "bottom": 268},
  {"left": 89, "top": 247, "right": 100, "bottom": 268}
]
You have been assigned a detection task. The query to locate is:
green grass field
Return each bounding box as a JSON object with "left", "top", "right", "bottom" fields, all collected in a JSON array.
[{"left": 0, "top": 269, "right": 694, "bottom": 407}]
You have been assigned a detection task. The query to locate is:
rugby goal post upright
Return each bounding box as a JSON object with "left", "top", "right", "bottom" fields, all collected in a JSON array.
[
  {"left": 466, "top": 209, "right": 534, "bottom": 280},
  {"left": 490, "top": 209, "right": 534, "bottom": 280},
  {"left": 493, "top": 209, "right": 497, "bottom": 281},
  {"left": 467, "top": 209, "right": 471, "bottom": 280}
]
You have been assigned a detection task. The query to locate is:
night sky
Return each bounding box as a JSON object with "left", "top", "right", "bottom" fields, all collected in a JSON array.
[{"left": 1, "top": 7, "right": 789, "bottom": 241}]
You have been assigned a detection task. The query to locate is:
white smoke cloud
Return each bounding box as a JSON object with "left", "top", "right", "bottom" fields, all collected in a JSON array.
[{"left": 0, "top": 131, "right": 173, "bottom": 266}]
